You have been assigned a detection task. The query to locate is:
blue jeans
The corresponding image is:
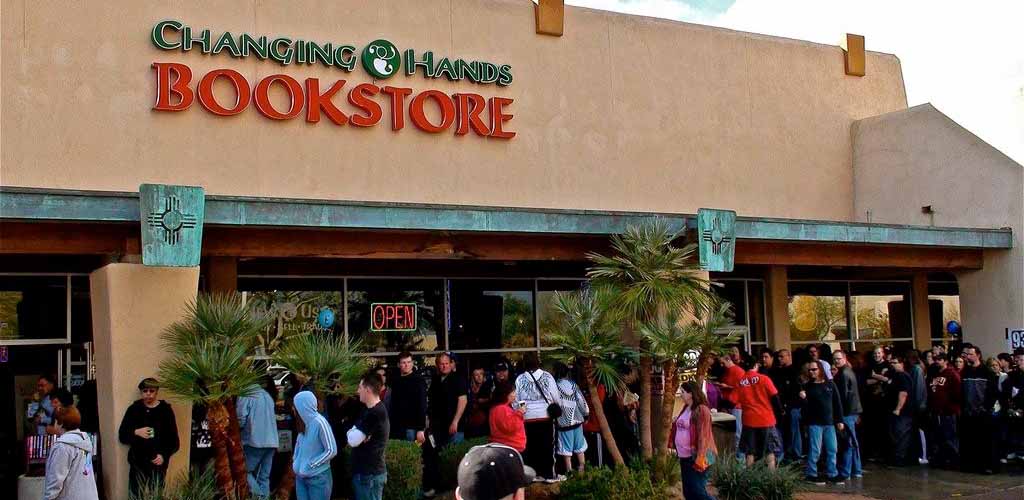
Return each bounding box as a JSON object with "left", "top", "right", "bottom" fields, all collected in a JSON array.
[
  {"left": 806, "top": 425, "right": 837, "bottom": 479},
  {"left": 352, "top": 472, "right": 387, "bottom": 500},
  {"left": 837, "top": 415, "right": 861, "bottom": 478},
  {"left": 731, "top": 409, "right": 743, "bottom": 460},
  {"left": 788, "top": 408, "right": 803, "bottom": 459},
  {"left": 296, "top": 469, "right": 332, "bottom": 500},
  {"left": 243, "top": 445, "right": 276, "bottom": 497},
  {"left": 400, "top": 428, "right": 419, "bottom": 442},
  {"left": 679, "top": 456, "right": 715, "bottom": 500}
]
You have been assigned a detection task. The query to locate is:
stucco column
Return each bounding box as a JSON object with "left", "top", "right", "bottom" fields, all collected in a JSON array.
[
  {"left": 911, "top": 272, "right": 932, "bottom": 349},
  {"left": 91, "top": 263, "right": 198, "bottom": 500},
  {"left": 766, "top": 266, "right": 791, "bottom": 349}
]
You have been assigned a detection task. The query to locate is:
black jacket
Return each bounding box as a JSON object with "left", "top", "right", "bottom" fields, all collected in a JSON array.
[
  {"left": 388, "top": 371, "right": 427, "bottom": 435},
  {"left": 834, "top": 366, "right": 863, "bottom": 415},
  {"left": 802, "top": 381, "right": 844, "bottom": 426},
  {"left": 118, "top": 399, "right": 180, "bottom": 466},
  {"left": 961, "top": 364, "right": 998, "bottom": 416}
]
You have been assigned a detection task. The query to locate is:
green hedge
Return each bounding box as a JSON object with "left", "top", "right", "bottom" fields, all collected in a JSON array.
[
  {"left": 438, "top": 437, "right": 489, "bottom": 490},
  {"left": 558, "top": 465, "right": 668, "bottom": 500},
  {"left": 338, "top": 439, "right": 424, "bottom": 500},
  {"left": 710, "top": 456, "right": 803, "bottom": 500}
]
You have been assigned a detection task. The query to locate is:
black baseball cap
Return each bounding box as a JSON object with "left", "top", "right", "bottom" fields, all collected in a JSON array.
[
  {"left": 495, "top": 362, "right": 509, "bottom": 372},
  {"left": 456, "top": 444, "right": 535, "bottom": 500}
]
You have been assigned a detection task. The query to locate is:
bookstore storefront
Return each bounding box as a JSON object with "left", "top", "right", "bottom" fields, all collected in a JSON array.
[{"left": 2, "top": 0, "right": 1021, "bottom": 496}]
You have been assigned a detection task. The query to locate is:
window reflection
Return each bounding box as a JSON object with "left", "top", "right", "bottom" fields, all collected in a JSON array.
[
  {"left": 788, "top": 282, "right": 849, "bottom": 343},
  {"left": 449, "top": 280, "right": 535, "bottom": 351},
  {"left": 347, "top": 279, "right": 443, "bottom": 353},
  {"left": 0, "top": 276, "right": 68, "bottom": 342},
  {"left": 538, "top": 280, "right": 587, "bottom": 347}
]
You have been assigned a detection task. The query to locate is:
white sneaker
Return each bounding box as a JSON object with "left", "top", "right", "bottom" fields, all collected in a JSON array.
[
  {"left": 544, "top": 474, "right": 567, "bottom": 483},
  {"left": 918, "top": 458, "right": 929, "bottom": 465},
  {"left": 422, "top": 489, "right": 436, "bottom": 498}
]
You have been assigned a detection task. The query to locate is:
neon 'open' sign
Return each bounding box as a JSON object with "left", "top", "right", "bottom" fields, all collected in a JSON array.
[{"left": 370, "top": 303, "right": 417, "bottom": 332}]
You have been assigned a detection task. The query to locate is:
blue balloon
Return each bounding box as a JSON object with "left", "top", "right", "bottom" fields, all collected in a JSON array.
[
  {"left": 946, "top": 320, "right": 961, "bottom": 336},
  {"left": 317, "top": 308, "right": 336, "bottom": 329}
]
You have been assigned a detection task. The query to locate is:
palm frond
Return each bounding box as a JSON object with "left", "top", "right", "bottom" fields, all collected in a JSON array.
[
  {"left": 158, "top": 293, "right": 267, "bottom": 405},
  {"left": 678, "top": 301, "right": 742, "bottom": 372},
  {"left": 545, "top": 288, "right": 630, "bottom": 394},
  {"left": 273, "top": 333, "right": 368, "bottom": 396},
  {"left": 586, "top": 219, "right": 716, "bottom": 325},
  {"left": 161, "top": 294, "right": 270, "bottom": 352}
]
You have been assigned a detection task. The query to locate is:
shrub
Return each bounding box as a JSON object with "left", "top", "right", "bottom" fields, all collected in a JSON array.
[
  {"left": 630, "top": 454, "right": 680, "bottom": 488},
  {"left": 710, "top": 456, "right": 803, "bottom": 500},
  {"left": 559, "top": 465, "right": 667, "bottom": 500},
  {"left": 338, "top": 439, "right": 425, "bottom": 500},
  {"left": 438, "top": 437, "right": 489, "bottom": 490},
  {"left": 383, "top": 439, "right": 423, "bottom": 500},
  {"left": 129, "top": 468, "right": 219, "bottom": 500}
]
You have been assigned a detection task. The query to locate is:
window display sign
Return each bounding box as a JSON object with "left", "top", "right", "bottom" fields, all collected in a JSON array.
[{"left": 370, "top": 303, "right": 417, "bottom": 332}]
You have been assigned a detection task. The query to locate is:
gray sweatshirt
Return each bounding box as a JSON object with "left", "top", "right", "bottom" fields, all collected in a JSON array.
[{"left": 44, "top": 430, "right": 99, "bottom": 500}]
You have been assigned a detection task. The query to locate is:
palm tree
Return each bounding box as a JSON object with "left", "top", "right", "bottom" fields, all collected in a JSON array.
[
  {"left": 271, "top": 333, "right": 367, "bottom": 499},
  {"left": 684, "top": 301, "right": 741, "bottom": 388},
  {"left": 641, "top": 301, "right": 740, "bottom": 455},
  {"left": 586, "top": 219, "right": 717, "bottom": 459},
  {"left": 546, "top": 287, "right": 631, "bottom": 466},
  {"left": 158, "top": 294, "right": 269, "bottom": 499}
]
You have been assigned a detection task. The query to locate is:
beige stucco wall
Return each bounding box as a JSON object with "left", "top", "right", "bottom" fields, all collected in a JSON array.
[
  {"left": 2, "top": 0, "right": 906, "bottom": 220},
  {"left": 91, "top": 264, "right": 198, "bottom": 500},
  {"left": 852, "top": 104, "right": 1024, "bottom": 355}
]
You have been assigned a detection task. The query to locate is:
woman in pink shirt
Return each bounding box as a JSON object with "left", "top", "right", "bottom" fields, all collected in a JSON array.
[
  {"left": 669, "top": 381, "right": 717, "bottom": 500},
  {"left": 488, "top": 383, "right": 527, "bottom": 452}
]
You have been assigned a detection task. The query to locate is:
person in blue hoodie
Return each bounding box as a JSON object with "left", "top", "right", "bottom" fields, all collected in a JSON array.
[
  {"left": 293, "top": 390, "right": 338, "bottom": 500},
  {"left": 237, "top": 376, "right": 280, "bottom": 497}
]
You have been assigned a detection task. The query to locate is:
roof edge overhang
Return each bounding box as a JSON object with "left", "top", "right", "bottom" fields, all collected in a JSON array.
[{"left": 0, "top": 187, "right": 1012, "bottom": 249}]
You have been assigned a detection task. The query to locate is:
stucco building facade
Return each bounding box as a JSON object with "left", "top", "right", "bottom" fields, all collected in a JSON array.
[{"left": 1, "top": 1, "right": 1021, "bottom": 496}]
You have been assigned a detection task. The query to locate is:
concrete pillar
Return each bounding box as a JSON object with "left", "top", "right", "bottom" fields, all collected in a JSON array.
[
  {"left": 911, "top": 272, "right": 932, "bottom": 349},
  {"left": 206, "top": 256, "right": 238, "bottom": 294},
  {"left": 766, "top": 266, "right": 791, "bottom": 349},
  {"left": 91, "top": 264, "right": 198, "bottom": 500}
]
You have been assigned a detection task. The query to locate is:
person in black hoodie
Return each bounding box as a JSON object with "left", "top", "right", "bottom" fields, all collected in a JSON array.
[
  {"left": 118, "top": 377, "right": 180, "bottom": 495},
  {"left": 798, "top": 360, "right": 845, "bottom": 486},
  {"left": 959, "top": 344, "right": 1000, "bottom": 474}
]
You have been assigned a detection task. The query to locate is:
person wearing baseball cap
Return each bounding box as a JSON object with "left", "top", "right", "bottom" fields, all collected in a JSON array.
[
  {"left": 456, "top": 444, "right": 535, "bottom": 500},
  {"left": 118, "top": 377, "right": 180, "bottom": 496}
]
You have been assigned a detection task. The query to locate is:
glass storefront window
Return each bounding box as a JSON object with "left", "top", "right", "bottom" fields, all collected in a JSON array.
[
  {"left": 243, "top": 287, "right": 345, "bottom": 354},
  {"left": 347, "top": 278, "right": 443, "bottom": 354},
  {"left": 714, "top": 280, "right": 747, "bottom": 327},
  {"left": 928, "top": 281, "right": 960, "bottom": 344},
  {"left": 788, "top": 282, "right": 849, "bottom": 344},
  {"left": 448, "top": 279, "right": 535, "bottom": 351},
  {"left": 0, "top": 275, "right": 68, "bottom": 343},
  {"left": 747, "top": 281, "right": 767, "bottom": 344},
  {"left": 538, "top": 279, "right": 587, "bottom": 347},
  {"left": 850, "top": 282, "right": 912, "bottom": 343}
]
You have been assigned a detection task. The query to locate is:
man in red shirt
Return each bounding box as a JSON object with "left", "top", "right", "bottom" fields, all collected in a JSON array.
[
  {"left": 928, "top": 353, "right": 961, "bottom": 469},
  {"left": 715, "top": 355, "right": 747, "bottom": 460},
  {"left": 737, "top": 366, "right": 784, "bottom": 468}
]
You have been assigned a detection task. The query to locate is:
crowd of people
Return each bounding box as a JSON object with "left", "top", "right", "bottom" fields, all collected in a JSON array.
[
  {"left": 712, "top": 343, "right": 1024, "bottom": 485},
  {"left": 34, "top": 341, "right": 1024, "bottom": 499}
]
